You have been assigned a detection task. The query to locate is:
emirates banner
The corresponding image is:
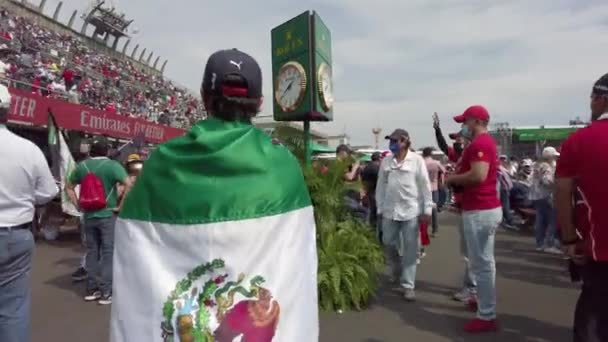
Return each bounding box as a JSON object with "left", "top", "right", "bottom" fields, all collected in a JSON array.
[{"left": 7, "top": 88, "right": 186, "bottom": 144}]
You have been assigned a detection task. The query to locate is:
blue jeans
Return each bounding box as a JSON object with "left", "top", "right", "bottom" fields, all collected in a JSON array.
[
  {"left": 533, "top": 199, "right": 557, "bottom": 249},
  {"left": 382, "top": 218, "right": 419, "bottom": 289},
  {"left": 85, "top": 216, "right": 116, "bottom": 294},
  {"left": 0, "top": 227, "right": 34, "bottom": 342},
  {"left": 79, "top": 216, "right": 87, "bottom": 269},
  {"left": 500, "top": 187, "right": 513, "bottom": 225},
  {"left": 431, "top": 191, "right": 439, "bottom": 234},
  {"left": 463, "top": 208, "right": 502, "bottom": 320},
  {"left": 458, "top": 219, "right": 477, "bottom": 291}
]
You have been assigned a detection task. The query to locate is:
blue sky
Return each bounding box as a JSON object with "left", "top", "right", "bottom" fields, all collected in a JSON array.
[{"left": 42, "top": 0, "right": 608, "bottom": 147}]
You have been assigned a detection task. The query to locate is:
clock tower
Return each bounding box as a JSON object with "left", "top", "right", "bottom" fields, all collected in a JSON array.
[{"left": 271, "top": 11, "right": 333, "bottom": 122}]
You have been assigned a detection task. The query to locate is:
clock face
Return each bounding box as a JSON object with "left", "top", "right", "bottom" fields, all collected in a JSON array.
[
  {"left": 274, "top": 61, "right": 307, "bottom": 113},
  {"left": 317, "top": 63, "right": 333, "bottom": 112}
]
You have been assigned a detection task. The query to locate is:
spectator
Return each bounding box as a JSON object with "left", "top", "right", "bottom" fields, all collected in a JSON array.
[
  {"left": 530, "top": 147, "right": 560, "bottom": 254},
  {"left": 0, "top": 84, "right": 58, "bottom": 342},
  {"left": 555, "top": 72, "right": 608, "bottom": 342},
  {"left": 65, "top": 136, "right": 132, "bottom": 305},
  {"left": 422, "top": 147, "right": 444, "bottom": 237},
  {"left": 361, "top": 152, "right": 382, "bottom": 235}
]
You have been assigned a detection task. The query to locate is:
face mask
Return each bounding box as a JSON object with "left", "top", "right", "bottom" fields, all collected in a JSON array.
[
  {"left": 389, "top": 142, "right": 400, "bottom": 154},
  {"left": 460, "top": 125, "right": 472, "bottom": 139},
  {"left": 453, "top": 142, "right": 463, "bottom": 155}
]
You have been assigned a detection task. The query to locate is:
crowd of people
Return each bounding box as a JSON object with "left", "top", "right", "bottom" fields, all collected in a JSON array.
[
  {"left": 331, "top": 81, "right": 607, "bottom": 338},
  {"left": 0, "top": 8, "right": 205, "bottom": 128}
]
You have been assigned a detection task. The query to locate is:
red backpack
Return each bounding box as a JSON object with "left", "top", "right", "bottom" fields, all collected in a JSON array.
[{"left": 78, "top": 161, "right": 112, "bottom": 211}]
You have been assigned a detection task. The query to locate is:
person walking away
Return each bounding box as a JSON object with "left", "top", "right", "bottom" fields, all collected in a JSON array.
[
  {"left": 0, "top": 84, "right": 59, "bottom": 342},
  {"left": 530, "top": 147, "right": 560, "bottom": 254},
  {"left": 498, "top": 156, "right": 516, "bottom": 230},
  {"left": 376, "top": 129, "right": 433, "bottom": 301},
  {"left": 65, "top": 136, "right": 132, "bottom": 305},
  {"left": 555, "top": 73, "right": 608, "bottom": 342},
  {"left": 422, "top": 147, "right": 445, "bottom": 237},
  {"left": 362, "top": 152, "right": 382, "bottom": 240},
  {"left": 446, "top": 105, "right": 502, "bottom": 333}
]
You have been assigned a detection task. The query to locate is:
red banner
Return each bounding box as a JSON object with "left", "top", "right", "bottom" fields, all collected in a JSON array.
[{"left": 7, "top": 88, "right": 186, "bottom": 144}]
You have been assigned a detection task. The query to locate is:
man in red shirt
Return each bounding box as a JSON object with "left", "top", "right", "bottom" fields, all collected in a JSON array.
[
  {"left": 555, "top": 73, "right": 608, "bottom": 342},
  {"left": 446, "top": 105, "right": 502, "bottom": 333}
]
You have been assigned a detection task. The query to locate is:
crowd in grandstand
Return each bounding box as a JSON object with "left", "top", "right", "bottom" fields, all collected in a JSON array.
[{"left": 0, "top": 8, "right": 205, "bottom": 128}]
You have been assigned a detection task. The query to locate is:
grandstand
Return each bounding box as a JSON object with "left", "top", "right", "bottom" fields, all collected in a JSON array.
[{"left": 0, "top": 0, "right": 206, "bottom": 135}]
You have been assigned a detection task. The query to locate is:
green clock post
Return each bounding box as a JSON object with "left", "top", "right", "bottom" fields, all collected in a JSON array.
[{"left": 271, "top": 11, "right": 333, "bottom": 166}]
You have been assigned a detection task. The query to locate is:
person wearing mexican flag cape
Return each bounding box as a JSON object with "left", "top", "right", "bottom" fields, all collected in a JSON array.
[{"left": 110, "top": 49, "right": 319, "bottom": 342}]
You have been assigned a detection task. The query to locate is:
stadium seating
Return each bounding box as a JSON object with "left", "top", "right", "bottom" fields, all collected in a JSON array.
[{"left": 0, "top": 8, "right": 205, "bottom": 129}]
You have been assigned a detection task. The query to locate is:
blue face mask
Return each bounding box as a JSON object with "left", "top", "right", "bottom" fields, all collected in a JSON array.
[
  {"left": 460, "top": 125, "right": 472, "bottom": 139},
  {"left": 389, "top": 142, "right": 400, "bottom": 154}
]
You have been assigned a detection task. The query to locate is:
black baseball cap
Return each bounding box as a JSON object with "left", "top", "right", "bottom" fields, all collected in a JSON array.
[
  {"left": 91, "top": 136, "right": 110, "bottom": 148},
  {"left": 201, "top": 49, "right": 262, "bottom": 100},
  {"left": 385, "top": 129, "right": 409, "bottom": 140},
  {"left": 90, "top": 136, "right": 110, "bottom": 156},
  {"left": 592, "top": 73, "right": 608, "bottom": 96}
]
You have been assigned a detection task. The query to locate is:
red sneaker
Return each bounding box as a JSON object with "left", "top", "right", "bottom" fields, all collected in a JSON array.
[
  {"left": 464, "top": 318, "right": 498, "bottom": 333},
  {"left": 467, "top": 297, "right": 478, "bottom": 312}
]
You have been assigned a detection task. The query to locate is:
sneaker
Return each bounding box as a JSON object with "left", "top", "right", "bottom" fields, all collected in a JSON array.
[
  {"left": 403, "top": 288, "right": 416, "bottom": 302},
  {"left": 98, "top": 293, "right": 112, "bottom": 305},
  {"left": 416, "top": 258, "right": 421, "bottom": 264},
  {"left": 502, "top": 223, "right": 520, "bottom": 231},
  {"left": 464, "top": 318, "right": 498, "bottom": 333},
  {"left": 431, "top": 233, "right": 438, "bottom": 238},
  {"left": 544, "top": 246, "right": 563, "bottom": 255},
  {"left": 71, "top": 267, "right": 88, "bottom": 282},
  {"left": 535, "top": 246, "right": 545, "bottom": 252},
  {"left": 419, "top": 250, "right": 427, "bottom": 259},
  {"left": 452, "top": 288, "right": 473, "bottom": 302},
  {"left": 84, "top": 290, "right": 101, "bottom": 302}
]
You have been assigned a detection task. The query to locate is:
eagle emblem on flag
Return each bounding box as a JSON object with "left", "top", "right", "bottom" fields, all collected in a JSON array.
[{"left": 160, "top": 259, "right": 280, "bottom": 342}]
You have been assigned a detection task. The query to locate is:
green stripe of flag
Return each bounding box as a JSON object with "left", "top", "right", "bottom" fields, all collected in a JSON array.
[{"left": 119, "top": 118, "right": 312, "bottom": 224}]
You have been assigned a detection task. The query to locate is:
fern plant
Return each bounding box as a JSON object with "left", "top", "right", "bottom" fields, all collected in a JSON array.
[{"left": 272, "top": 126, "right": 384, "bottom": 311}]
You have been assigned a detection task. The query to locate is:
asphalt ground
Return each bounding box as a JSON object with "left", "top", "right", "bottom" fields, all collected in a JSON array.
[{"left": 31, "top": 212, "right": 578, "bottom": 342}]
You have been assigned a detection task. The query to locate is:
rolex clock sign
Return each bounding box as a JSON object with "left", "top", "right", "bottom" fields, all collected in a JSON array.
[{"left": 271, "top": 11, "right": 333, "bottom": 122}]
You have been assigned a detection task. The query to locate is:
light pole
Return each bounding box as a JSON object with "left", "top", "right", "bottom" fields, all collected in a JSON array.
[
  {"left": 495, "top": 122, "right": 512, "bottom": 156},
  {"left": 372, "top": 127, "right": 382, "bottom": 149}
]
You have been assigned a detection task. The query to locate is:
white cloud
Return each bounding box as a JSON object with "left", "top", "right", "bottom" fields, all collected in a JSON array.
[{"left": 40, "top": 0, "right": 608, "bottom": 147}]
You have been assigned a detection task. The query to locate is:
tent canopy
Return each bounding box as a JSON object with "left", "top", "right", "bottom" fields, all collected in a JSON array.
[{"left": 311, "top": 142, "right": 335, "bottom": 153}]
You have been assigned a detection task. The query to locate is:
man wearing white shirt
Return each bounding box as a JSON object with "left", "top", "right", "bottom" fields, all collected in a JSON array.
[
  {"left": 376, "top": 129, "right": 433, "bottom": 301},
  {"left": 0, "top": 84, "right": 58, "bottom": 342}
]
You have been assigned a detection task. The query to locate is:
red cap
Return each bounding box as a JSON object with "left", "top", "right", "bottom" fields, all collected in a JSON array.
[
  {"left": 448, "top": 132, "right": 461, "bottom": 140},
  {"left": 453, "top": 105, "right": 490, "bottom": 123}
]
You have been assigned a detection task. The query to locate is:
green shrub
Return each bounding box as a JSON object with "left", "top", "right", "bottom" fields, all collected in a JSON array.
[{"left": 273, "top": 127, "right": 384, "bottom": 312}]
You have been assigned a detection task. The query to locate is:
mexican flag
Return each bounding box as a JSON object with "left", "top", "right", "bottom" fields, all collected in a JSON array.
[
  {"left": 110, "top": 119, "right": 319, "bottom": 342},
  {"left": 47, "top": 112, "right": 80, "bottom": 217}
]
